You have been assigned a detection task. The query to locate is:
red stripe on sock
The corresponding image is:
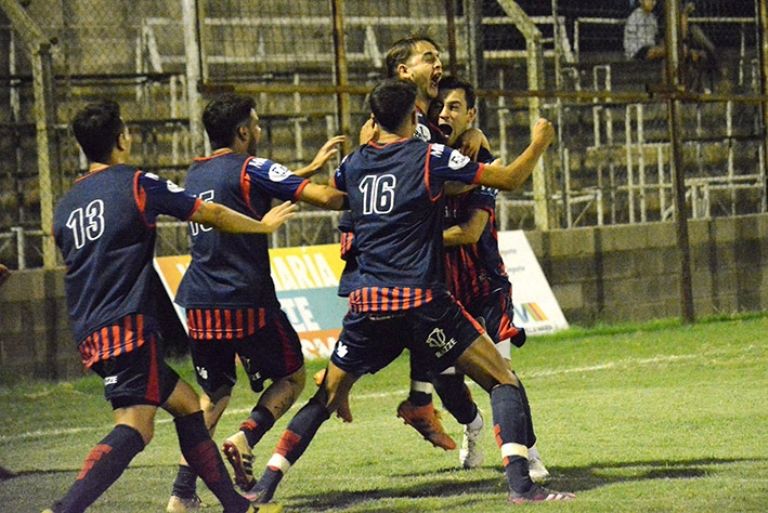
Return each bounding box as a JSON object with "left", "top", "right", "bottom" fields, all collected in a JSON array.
[
  {"left": 275, "top": 430, "right": 302, "bottom": 457},
  {"left": 76, "top": 443, "right": 113, "bottom": 480}
]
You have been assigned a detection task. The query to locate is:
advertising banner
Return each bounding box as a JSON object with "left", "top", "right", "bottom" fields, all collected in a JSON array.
[
  {"left": 155, "top": 231, "right": 567, "bottom": 361},
  {"left": 154, "top": 244, "right": 348, "bottom": 360},
  {"left": 497, "top": 231, "right": 569, "bottom": 335}
]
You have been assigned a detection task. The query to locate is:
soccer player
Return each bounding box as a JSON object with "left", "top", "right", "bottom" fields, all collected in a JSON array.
[
  {"left": 166, "top": 94, "right": 347, "bottom": 512},
  {"left": 47, "top": 100, "right": 287, "bottom": 513},
  {"left": 357, "top": 35, "right": 473, "bottom": 450},
  {"left": 431, "top": 75, "right": 550, "bottom": 479},
  {"left": 249, "top": 79, "right": 575, "bottom": 505}
]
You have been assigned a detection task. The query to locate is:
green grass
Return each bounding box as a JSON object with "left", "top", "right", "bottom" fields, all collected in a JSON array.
[{"left": 2, "top": 316, "right": 767, "bottom": 512}]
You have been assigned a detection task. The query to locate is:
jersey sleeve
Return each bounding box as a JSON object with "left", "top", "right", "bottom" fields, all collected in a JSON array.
[
  {"left": 245, "top": 157, "right": 308, "bottom": 201},
  {"left": 466, "top": 186, "right": 497, "bottom": 214},
  {"left": 332, "top": 156, "right": 348, "bottom": 192},
  {"left": 137, "top": 172, "right": 201, "bottom": 224},
  {"left": 477, "top": 146, "right": 495, "bottom": 164},
  {"left": 428, "top": 144, "right": 484, "bottom": 186}
]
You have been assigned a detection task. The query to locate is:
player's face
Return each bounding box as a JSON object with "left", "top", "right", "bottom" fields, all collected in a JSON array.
[
  {"left": 245, "top": 109, "right": 262, "bottom": 155},
  {"left": 640, "top": 0, "right": 656, "bottom": 13},
  {"left": 398, "top": 41, "right": 443, "bottom": 101},
  {"left": 438, "top": 88, "right": 476, "bottom": 146}
]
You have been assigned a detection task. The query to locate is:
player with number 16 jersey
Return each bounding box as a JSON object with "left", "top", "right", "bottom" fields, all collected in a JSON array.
[{"left": 334, "top": 139, "right": 482, "bottom": 315}]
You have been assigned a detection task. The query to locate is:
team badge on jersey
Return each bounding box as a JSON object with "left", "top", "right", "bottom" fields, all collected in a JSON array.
[
  {"left": 165, "top": 180, "right": 185, "bottom": 193},
  {"left": 448, "top": 150, "right": 471, "bottom": 170},
  {"left": 268, "top": 163, "right": 292, "bottom": 182},
  {"left": 415, "top": 123, "right": 431, "bottom": 142}
]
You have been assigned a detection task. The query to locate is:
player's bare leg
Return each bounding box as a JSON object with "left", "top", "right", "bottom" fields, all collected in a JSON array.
[
  {"left": 250, "top": 363, "right": 359, "bottom": 503},
  {"left": 456, "top": 335, "right": 574, "bottom": 504},
  {"left": 223, "top": 367, "right": 306, "bottom": 491}
]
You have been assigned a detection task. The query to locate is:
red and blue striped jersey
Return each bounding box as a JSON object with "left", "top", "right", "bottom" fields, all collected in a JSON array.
[
  {"left": 337, "top": 108, "right": 446, "bottom": 298},
  {"left": 415, "top": 108, "right": 447, "bottom": 144},
  {"left": 175, "top": 151, "right": 308, "bottom": 310},
  {"left": 444, "top": 148, "right": 511, "bottom": 306},
  {"left": 53, "top": 165, "right": 201, "bottom": 353},
  {"left": 333, "top": 138, "right": 485, "bottom": 313}
]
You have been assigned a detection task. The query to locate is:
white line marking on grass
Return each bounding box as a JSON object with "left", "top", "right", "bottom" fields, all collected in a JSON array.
[{"left": 0, "top": 352, "right": 710, "bottom": 443}]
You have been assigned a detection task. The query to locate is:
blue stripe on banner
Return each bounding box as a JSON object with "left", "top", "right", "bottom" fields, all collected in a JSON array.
[{"left": 276, "top": 287, "right": 348, "bottom": 333}]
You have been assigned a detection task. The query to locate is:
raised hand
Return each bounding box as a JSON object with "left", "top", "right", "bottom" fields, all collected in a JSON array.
[
  {"left": 261, "top": 201, "right": 298, "bottom": 233},
  {"left": 532, "top": 118, "right": 555, "bottom": 149}
]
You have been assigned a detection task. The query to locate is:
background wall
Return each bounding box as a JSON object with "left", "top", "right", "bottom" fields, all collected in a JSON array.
[{"left": 2, "top": 213, "right": 766, "bottom": 383}]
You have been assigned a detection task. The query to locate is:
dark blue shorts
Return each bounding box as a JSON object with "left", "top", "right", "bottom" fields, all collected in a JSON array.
[
  {"left": 190, "top": 308, "right": 304, "bottom": 396},
  {"left": 466, "top": 288, "right": 526, "bottom": 348},
  {"left": 90, "top": 334, "right": 180, "bottom": 409},
  {"left": 331, "top": 291, "right": 484, "bottom": 376}
]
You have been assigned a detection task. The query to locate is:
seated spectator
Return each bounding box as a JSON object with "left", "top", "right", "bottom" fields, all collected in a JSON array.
[
  {"left": 624, "top": 0, "right": 717, "bottom": 92},
  {"left": 623, "top": 0, "right": 665, "bottom": 61}
]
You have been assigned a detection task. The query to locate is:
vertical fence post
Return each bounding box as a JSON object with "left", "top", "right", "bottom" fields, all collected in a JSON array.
[
  {"left": 182, "top": 0, "right": 204, "bottom": 154},
  {"left": 0, "top": 0, "right": 59, "bottom": 269},
  {"left": 759, "top": 0, "right": 768, "bottom": 210},
  {"left": 496, "top": 0, "right": 557, "bottom": 230},
  {"left": 445, "top": 0, "right": 458, "bottom": 77},
  {"left": 664, "top": 0, "right": 695, "bottom": 323},
  {"left": 331, "top": 0, "right": 352, "bottom": 154},
  {"left": 464, "top": 0, "right": 485, "bottom": 127}
]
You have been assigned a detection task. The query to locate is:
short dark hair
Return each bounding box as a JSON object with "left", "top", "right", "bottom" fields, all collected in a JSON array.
[
  {"left": 370, "top": 79, "right": 417, "bottom": 133},
  {"left": 202, "top": 94, "right": 256, "bottom": 149},
  {"left": 72, "top": 100, "right": 124, "bottom": 163},
  {"left": 439, "top": 75, "right": 476, "bottom": 109},
  {"left": 385, "top": 35, "right": 441, "bottom": 78}
]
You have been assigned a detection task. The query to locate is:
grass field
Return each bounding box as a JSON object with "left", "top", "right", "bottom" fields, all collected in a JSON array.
[{"left": 1, "top": 315, "right": 767, "bottom": 513}]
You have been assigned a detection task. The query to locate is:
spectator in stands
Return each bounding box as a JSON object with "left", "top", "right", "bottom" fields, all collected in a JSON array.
[
  {"left": 624, "top": 0, "right": 717, "bottom": 92},
  {"left": 623, "top": 0, "right": 665, "bottom": 62}
]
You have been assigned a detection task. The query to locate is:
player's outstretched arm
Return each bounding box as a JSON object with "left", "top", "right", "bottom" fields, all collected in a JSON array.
[
  {"left": 478, "top": 118, "right": 555, "bottom": 191},
  {"left": 299, "top": 183, "right": 348, "bottom": 210},
  {"left": 191, "top": 200, "right": 297, "bottom": 234},
  {"left": 293, "top": 135, "right": 347, "bottom": 178},
  {"left": 443, "top": 209, "right": 490, "bottom": 247}
]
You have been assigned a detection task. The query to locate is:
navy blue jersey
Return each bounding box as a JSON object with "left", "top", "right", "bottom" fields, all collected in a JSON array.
[
  {"left": 176, "top": 150, "right": 308, "bottom": 310},
  {"left": 444, "top": 148, "right": 510, "bottom": 305},
  {"left": 333, "top": 139, "right": 484, "bottom": 312},
  {"left": 53, "top": 165, "right": 200, "bottom": 345},
  {"left": 338, "top": 107, "right": 446, "bottom": 298}
]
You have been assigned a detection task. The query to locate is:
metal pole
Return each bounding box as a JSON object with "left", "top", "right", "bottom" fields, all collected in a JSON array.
[
  {"left": 664, "top": 0, "right": 695, "bottom": 323},
  {"left": 182, "top": 0, "right": 204, "bottom": 154},
  {"left": 465, "top": 0, "right": 485, "bottom": 127},
  {"left": 445, "top": 0, "right": 458, "bottom": 76},
  {"left": 758, "top": 0, "right": 768, "bottom": 210},
  {"left": 0, "top": 0, "right": 60, "bottom": 268},
  {"left": 331, "top": 0, "right": 352, "bottom": 154},
  {"left": 495, "top": 0, "right": 556, "bottom": 230}
]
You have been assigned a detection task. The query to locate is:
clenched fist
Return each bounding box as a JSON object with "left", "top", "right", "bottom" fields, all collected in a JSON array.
[{"left": 532, "top": 118, "right": 555, "bottom": 149}]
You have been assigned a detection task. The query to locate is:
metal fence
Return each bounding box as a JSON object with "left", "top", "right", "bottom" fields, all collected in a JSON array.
[{"left": 0, "top": 0, "right": 767, "bottom": 271}]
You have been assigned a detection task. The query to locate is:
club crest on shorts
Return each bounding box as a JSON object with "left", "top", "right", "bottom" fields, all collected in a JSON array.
[{"left": 426, "top": 328, "right": 458, "bottom": 358}]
